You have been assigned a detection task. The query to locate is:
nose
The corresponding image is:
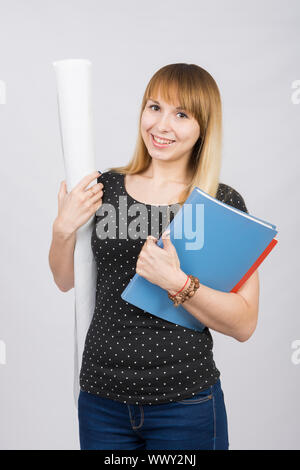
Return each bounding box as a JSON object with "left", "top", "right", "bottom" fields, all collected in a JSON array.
[{"left": 156, "top": 112, "right": 172, "bottom": 133}]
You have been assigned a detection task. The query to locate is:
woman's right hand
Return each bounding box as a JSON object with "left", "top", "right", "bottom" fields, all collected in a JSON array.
[{"left": 55, "top": 170, "right": 103, "bottom": 235}]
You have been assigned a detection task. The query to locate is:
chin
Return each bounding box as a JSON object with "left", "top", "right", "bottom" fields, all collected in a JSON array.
[{"left": 148, "top": 151, "right": 170, "bottom": 160}]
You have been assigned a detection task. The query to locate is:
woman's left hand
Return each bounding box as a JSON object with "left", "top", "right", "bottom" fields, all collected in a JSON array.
[{"left": 136, "top": 232, "right": 183, "bottom": 291}]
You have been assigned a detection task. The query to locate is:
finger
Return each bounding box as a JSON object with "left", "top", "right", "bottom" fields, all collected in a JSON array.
[
  {"left": 161, "top": 237, "right": 172, "bottom": 247},
  {"left": 84, "top": 174, "right": 103, "bottom": 194},
  {"left": 161, "top": 231, "right": 173, "bottom": 249},
  {"left": 147, "top": 235, "right": 157, "bottom": 242},
  {"left": 58, "top": 180, "right": 67, "bottom": 198},
  {"left": 93, "top": 199, "right": 103, "bottom": 212},
  {"left": 89, "top": 188, "right": 103, "bottom": 204},
  {"left": 73, "top": 170, "right": 101, "bottom": 192},
  {"left": 85, "top": 182, "right": 103, "bottom": 197},
  {"left": 146, "top": 236, "right": 157, "bottom": 248}
]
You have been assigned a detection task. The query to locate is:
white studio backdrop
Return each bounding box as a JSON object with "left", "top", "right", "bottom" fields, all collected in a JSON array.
[{"left": 0, "top": 0, "right": 299, "bottom": 450}]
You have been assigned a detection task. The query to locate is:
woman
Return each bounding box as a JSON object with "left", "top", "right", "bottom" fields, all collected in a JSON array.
[{"left": 49, "top": 63, "right": 259, "bottom": 450}]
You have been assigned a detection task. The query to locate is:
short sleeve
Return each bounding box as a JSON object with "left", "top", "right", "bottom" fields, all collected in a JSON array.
[
  {"left": 94, "top": 170, "right": 109, "bottom": 218},
  {"left": 96, "top": 170, "right": 111, "bottom": 189},
  {"left": 217, "top": 183, "right": 248, "bottom": 214},
  {"left": 97, "top": 170, "right": 104, "bottom": 184}
]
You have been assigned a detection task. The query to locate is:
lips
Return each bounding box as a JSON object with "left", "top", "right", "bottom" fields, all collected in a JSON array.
[
  {"left": 150, "top": 134, "right": 176, "bottom": 148},
  {"left": 151, "top": 134, "right": 175, "bottom": 143}
]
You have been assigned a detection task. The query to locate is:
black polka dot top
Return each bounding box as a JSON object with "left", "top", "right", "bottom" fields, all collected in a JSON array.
[{"left": 79, "top": 171, "right": 248, "bottom": 405}]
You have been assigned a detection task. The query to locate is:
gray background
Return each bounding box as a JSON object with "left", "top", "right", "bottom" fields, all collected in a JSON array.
[{"left": 0, "top": 0, "right": 299, "bottom": 450}]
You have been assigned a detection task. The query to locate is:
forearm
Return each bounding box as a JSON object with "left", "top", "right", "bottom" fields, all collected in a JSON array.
[
  {"left": 48, "top": 218, "right": 76, "bottom": 292},
  {"left": 167, "top": 269, "right": 254, "bottom": 342}
]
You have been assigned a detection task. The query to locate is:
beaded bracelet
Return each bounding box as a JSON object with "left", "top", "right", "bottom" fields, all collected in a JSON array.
[{"left": 168, "top": 275, "right": 200, "bottom": 307}]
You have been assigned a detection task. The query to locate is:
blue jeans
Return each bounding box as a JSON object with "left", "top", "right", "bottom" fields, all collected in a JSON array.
[{"left": 78, "top": 378, "right": 229, "bottom": 450}]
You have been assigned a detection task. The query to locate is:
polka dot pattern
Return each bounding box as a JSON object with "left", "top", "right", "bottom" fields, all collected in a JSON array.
[{"left": 79, "top": 171, "right": 248, "bottom": 405}]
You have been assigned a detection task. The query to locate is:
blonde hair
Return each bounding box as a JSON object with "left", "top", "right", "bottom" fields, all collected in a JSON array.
[{"left": 109, "top": 63, "right": 223, "bottom": 206}]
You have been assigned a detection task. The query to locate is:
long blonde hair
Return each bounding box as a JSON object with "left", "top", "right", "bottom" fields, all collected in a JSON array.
[{"left": 109, "top": 63, "right": 223, "bottom": 206}]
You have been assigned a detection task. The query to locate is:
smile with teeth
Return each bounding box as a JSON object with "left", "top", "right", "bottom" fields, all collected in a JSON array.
[{"left": 151, "top": 134, "right": 175, "bottom": 145}]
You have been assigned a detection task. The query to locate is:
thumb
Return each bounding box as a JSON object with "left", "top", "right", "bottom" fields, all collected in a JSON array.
[
  {"left": 146, "top": 235, "right": 158, "bottom": 244},
  {"left": 58, "top": 180, "right": 67, "bottom": 198},
  {"left": 161, "top": 230, "right": 172, "bottom": 249}
]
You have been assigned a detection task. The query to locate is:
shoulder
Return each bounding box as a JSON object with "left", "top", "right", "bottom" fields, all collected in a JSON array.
[{"left": 216, "top": 182, "right": 248, "bottom": 213}]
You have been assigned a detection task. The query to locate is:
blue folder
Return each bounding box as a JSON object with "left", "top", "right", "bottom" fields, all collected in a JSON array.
[{"left": 121, "top": 186, "right": 278, "bottom": 332}]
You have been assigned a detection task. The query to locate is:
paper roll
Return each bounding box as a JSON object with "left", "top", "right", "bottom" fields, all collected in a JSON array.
[{"left": 53, "top": 59, "right": 97, "bottom": 407}]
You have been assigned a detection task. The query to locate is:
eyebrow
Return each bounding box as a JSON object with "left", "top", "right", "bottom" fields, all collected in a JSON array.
[{"left": 148, "top": 98, "right": 187, "bottom": 111}]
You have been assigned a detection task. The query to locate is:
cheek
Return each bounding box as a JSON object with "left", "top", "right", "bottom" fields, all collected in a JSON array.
[
  {"left": 180, "top": 127, "right": 200, "bottom": 145},
  {"left": 178, "top": 131, "right": 193, "bottom": 144},
  {"left": 141, "top": 112, "right": 156, "bottom": 131}
]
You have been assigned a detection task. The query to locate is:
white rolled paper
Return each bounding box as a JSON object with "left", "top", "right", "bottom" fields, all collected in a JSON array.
[{"left": 53, "top": 59, "right": 97, "bottom": 407}]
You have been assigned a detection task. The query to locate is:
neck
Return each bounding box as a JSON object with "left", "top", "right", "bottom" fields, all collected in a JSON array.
[{"left": 145, "top": 160, "right": 193, "bottom": 186}]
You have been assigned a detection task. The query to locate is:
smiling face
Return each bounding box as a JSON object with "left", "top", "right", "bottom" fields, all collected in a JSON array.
[{"left": 140, "top": 92, "right": 201, "bottom": 164}]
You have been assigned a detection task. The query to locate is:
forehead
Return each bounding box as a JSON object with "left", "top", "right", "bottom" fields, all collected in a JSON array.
[
  {"left": 146, "top": 82, "right": 194, "bottom": 115},
  {"left": 148, "top": 95, "right": 185, "bottom": 110},
  {"left": 148, "top": 83, "right": 182, "bottom": 106}
]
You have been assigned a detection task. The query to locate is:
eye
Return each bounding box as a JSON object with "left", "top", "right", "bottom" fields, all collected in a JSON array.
[
  {"left": 149, "top": 104, "right": 160, "bottom": 111},
  {"left": 148, "top": 104, "right": 188, "bottom": 119}
]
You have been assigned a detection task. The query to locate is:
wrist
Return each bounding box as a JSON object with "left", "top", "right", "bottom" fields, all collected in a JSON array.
[
  {"left": 53, "top": 217, "right": 76, "bottom": 240},
  {"left": 167, "top": 270, "right": 190, "bottom": 296}
]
